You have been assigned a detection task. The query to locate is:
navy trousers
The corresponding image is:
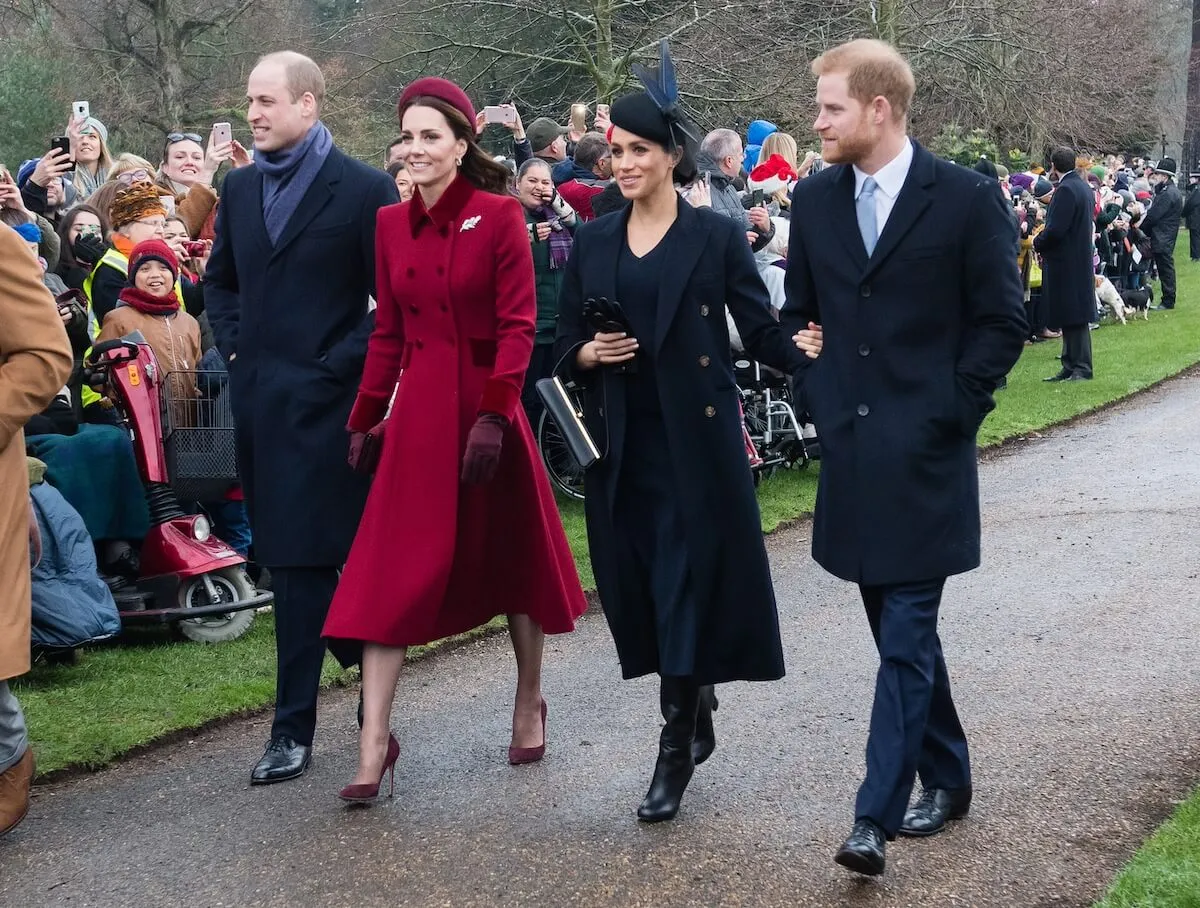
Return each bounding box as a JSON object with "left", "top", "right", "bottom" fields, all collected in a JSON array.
[
  {"left": 854, "top": 578, "right": 971, "bottom": 837},
  {"left": 269, "top": 566, "right": 340, "bottom": 746}
]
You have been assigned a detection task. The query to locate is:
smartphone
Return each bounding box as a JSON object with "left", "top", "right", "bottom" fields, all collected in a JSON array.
[
  {"left": 73, "top": 101, "right": 90, "bottom": 121},
  {"left": 211, "top": 122, "right": 232, "bottom": 146},
  {"left": 570, "top": 103, "right": 588, "bottom": 134},
  {"left": 483, "top": 106, "right": 515, "bottom": 125},
  {"left": 750, "top": 188, "right": 765, "bottom": 208},
  {"left": 596, "top": 103, "right": 610, "bottom": 120},
  {"left": 50, "top": 136, "right": 76, "bottom": 171}
]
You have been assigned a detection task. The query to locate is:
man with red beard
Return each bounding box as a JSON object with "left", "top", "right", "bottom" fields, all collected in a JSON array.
[{"left": 781, "top": 39, "right": 1026, "bottom": 876}]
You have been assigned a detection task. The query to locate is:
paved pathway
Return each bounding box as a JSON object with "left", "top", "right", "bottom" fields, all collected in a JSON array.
[{"left": 3, "top": 376, "right": 1199, "bottom": 908}]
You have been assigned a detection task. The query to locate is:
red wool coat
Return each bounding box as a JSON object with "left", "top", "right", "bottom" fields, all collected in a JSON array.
[{"left": 323, "top": 176, "right": 587, "bottom": 650}]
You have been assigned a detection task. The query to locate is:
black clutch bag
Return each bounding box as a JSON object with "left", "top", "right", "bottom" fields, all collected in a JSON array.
[{"left": 535, "top": 375, "right": 600, "bottom": 471}]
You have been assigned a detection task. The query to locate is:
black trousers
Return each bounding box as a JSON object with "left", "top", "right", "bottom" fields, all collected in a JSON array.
[
  {"left": 520, "top": 342, "right": 557, "bottom": 429},
  {"left": 855, "top": 578, "right": 971, "bottom": 837},
  {"left": 268, "top": 566, "right": 339, "bottom": 745},
  {"left": 1189, "top": 228, "right": 1200, "bottom": 262},
  {"left": 1060, "top": 325, "right": 1093, "bottom": 379},
  {"left": 1156, "top": 249, "right": 1177, "bottom": 307},
  {"left": 1024, "top": 288, "right": 1045, "bottom": 338}
]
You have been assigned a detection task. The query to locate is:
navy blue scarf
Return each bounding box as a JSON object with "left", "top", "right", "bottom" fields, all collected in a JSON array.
[{"left": 257, "top": 122, "right": 333, "bottom": 245}]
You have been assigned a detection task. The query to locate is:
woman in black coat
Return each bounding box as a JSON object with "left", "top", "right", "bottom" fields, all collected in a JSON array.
[{"left": 554, "top": 69, "right": 804, "bottom": 823}]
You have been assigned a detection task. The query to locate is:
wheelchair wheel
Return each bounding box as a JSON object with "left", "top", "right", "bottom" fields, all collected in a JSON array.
[{"left": 537, "top": 409, "right": 585, "bottom": 501}]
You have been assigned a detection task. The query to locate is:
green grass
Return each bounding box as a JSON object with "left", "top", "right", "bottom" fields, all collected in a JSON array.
[
  {"left": 17, "top": 237, "right": 1200, "bottom": 778},
  {"left": 1097, "top": 788, "right": 1200, "bottom": 908}
]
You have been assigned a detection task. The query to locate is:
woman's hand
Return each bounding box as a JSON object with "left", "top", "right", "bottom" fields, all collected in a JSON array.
[
  {"left": 793, "top": 321, "right": 823, "bottom": 359},
  {"left": 231, "top": 141, "right": 252, "bottom": 169},
  {"left": 32, "top": 149, "right": 74, "bottom": 188},
  {"left": 199, "top": 129, "right": 235, "bottom": 185},
  {"left": 578, "top": 331, "right": 638, "bottom": 370},
  {"left": 684, "top": 179, "right": 711, "bottom": 208},
  {"left": 748, "top": 205, "right": 771, "bottom": 232},
  {"left": 534, "top": 221, "right": 553, "bottom": 242}
]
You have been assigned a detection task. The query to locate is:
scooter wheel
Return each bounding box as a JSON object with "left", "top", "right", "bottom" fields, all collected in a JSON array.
[{"left": 177, "top": 568, "right": 257, "bottom": 644}]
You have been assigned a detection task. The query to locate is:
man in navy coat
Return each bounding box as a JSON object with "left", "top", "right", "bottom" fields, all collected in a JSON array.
[
  {"left": 205, "top": 51, "right": 398, "bottom": 784},
  {"left": 782, "top": 39, "right": 1026, "bottom": 875}
]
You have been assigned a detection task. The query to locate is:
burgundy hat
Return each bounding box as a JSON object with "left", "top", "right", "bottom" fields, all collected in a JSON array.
[{"left": 397, "top": 77, "right": 476, "bottom": 128}]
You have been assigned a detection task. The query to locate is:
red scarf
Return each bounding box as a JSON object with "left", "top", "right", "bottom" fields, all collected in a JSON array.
[{"left": 118, "top": 285, "right": 180, "bottom": 315}]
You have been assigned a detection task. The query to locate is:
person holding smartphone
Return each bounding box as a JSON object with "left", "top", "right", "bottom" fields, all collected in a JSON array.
[{"left": 157, "top": 126, "right": 243, "bottom": 238}]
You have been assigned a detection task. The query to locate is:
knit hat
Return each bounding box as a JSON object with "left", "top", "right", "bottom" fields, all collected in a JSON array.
[
  {"left": 1135, "top": 190, "right": 1153, "bottom": 201},
  {"left": 11, "top": 221, "right": 41, "bottom": 244},
  {"left": 1154, "top": 157, "right": 1177, "bottom": 177},
  {"left": 527, "top": 117, "right": 568, "bottom": 152},
  {"left": 747, "top": 154, "right": 798, "bottom": 195},
  {"left": 397, "top": 77, "right": 476, "bottom": 130},
  {"left": 1034, "top": 177, "right": 1054, "bottom": 200},
  {"left": 128, "top": 239, "right": 179, "bottom": 283},
  {"left": 81, "top": 117, "right": 108, "bottom": 145},
  {"left": 995, "top": 164, "right": 1009, "bottom": 179},
  {"left": 108, "top": 180, "right": 167, "bottom": 230},
  {"left": 1009, "top": 173, "right": 1034, "bottom": 193}
]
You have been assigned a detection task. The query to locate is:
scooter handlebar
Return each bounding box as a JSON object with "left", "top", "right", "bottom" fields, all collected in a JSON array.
[{"left": 89, "top": 338, "right": 141, "bottom": 361}]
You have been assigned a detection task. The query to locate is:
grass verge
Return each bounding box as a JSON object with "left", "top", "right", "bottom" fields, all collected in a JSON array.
[
  {"left": 17, "top": 237, "right": 1200, "bottom": 778},
  {"left": 1096, "top": 788, "right": 1200, "bottom": 908}
]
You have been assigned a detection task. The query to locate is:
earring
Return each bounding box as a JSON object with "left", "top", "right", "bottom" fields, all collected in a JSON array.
[{"left": 455, "top": 156, "right": 463, "bottom": 167}]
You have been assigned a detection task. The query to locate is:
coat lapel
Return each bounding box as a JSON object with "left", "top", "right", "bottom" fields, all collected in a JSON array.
[
  {"left": 827, "top": 164, "right": 869, "bottom": 272},
  {"left": 589, "top": 207, "right": 625, "bottom": 311},
  {"left": 242, "top": 166, "right": 272, "bottom": 254},
  {"left": 653, "top": 200, "right": 709, "bottom": 354},
  {"left": 269, "top": 150, "right": 344, "bottom": 259},
  {"left": 863, "top": 142, "right": 936, "bottom": 280}
]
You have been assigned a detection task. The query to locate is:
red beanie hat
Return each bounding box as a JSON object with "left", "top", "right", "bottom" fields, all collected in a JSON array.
[
  {"left": 128, "top": 239, "right": 179, "bottom": 285},
  {"left": 397, "top": 77, "right": 476, "bottom": 128}
]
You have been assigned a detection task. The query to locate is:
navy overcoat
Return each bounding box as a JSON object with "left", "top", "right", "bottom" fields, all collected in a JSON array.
[
  {"left": 1033, "top": 170, "right": 1099, "bottom": 329},
  {"left": 555, "top": 199, "right": 804, "bottom": 684},
  {"left": 781, "top": 142, "right": 1026, "bottom": 586},
  {"left": 204, "top": 148, "right": 399, "bottom": 567}
]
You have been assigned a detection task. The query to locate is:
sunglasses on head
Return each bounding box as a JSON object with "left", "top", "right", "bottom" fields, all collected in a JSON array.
[{"left": 166, "top": 132, "right": 203, "bottom": 145}]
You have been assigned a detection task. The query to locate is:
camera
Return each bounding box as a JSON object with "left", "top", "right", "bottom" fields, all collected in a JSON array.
[{"left": 183, "top": 241, "right": 207, "bottom": 258}]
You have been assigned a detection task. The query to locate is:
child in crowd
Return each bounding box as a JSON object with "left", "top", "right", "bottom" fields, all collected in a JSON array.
[{"left": 96, "top": 238, "right": 202, "bottom": 426}]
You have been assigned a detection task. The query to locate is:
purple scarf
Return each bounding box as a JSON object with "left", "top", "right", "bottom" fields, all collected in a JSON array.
[
  {"left": 533, "top": 205, "right": 573, "bottom": 269},
  {"left": 256, "top": 122, "right": 333, "bottom": 245}
]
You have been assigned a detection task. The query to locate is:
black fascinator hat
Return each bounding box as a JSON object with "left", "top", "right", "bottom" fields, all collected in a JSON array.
[{"left": 610, "top": 40, "right": 699, "bottom": 183}]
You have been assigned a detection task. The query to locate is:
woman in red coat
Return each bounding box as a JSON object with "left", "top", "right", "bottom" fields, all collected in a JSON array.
[{"left": 323, "top": 78, "right": 588, "bottom": 803}]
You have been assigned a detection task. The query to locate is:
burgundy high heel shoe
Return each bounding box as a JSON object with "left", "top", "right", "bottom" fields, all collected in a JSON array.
[
  {"left": 508, "top": 699, "right": 548, "bottom": 765},
  {"left": 339, "top": 733, "right": 400, "bottom": 804}
]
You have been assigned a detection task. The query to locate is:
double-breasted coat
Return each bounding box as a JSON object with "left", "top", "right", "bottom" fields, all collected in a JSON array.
[
  {"left": 204, "top": 148, "right": 398, "bottom": 567},
  {"left": 0, "top": 228, "right": 73, "bottom": 679},
  {"left": 322, "top": 176, "right": 587, "bottom": 651},
  {"left": 1033, "top": 170, "right": 1098, "bottom": 329},
  {"left": 555, "top": 199, "right": 805, "bottom": 684},
  {"left": 781, "top": 142, "right": 1027, "bottom": 586}
]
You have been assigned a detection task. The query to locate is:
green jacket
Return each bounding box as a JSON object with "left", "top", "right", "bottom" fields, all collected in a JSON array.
[{"left": 523, "top": 207, "right": 574, "bottom": 344}]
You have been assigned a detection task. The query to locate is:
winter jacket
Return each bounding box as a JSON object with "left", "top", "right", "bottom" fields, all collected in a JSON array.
[
  {"left": 97, "top": 304, "right": 203, "bottom": 428},
  {"left": 695, "top": 152, "right": 773, "bottom": 252},
  {"left": 522, "top": 206, "right": 575, "bottom": 343},
  {"left": 1183, "top": 186, "right": 1200, "bottom": 231},
  {"left": 1141, "top": 180, "right": 1183, "bottom": 254}
]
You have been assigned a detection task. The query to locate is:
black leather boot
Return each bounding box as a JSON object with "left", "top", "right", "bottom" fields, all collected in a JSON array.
[
  {"left": 693, "top": 685, "right": 718, "bottom": 765},
  {"left": 637, "top": 676, "right": 700, "bottom": 823}
]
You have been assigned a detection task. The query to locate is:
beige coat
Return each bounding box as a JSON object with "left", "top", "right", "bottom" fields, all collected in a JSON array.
[
  {"left": 97, "top": 305, "right": 203, "bottom": 428},
  {"left": 0, "top": 229, "right": 73, "bottom": 679}
]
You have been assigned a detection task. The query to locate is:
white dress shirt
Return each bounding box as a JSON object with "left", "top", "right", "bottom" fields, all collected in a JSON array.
[{"left": 853, "top": 138, "right": 915, "bottom": 235}]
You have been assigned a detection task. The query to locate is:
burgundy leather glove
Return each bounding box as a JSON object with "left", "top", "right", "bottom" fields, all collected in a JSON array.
[
  {"left": 461, "top": 413, "right": 508, "bottom": 485},
  {"left": 347, "top": 420, "right": 387, "bottom": 475}
]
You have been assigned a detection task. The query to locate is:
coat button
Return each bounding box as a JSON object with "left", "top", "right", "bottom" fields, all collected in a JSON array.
[
  {"left": 437, "top": 266, "right": 445, "bottom": 276},
  {"left": 700, "top": 304, "right": 710, "bottom": 316},
  {"left": 857, "top": 403, "right": 869, "bottom": 417},
  {"left": 858, "top": 344, "right": 870, "bottom": 357},
  {"left": 860, "top": 284, "right": 871, "bottom": 297},
  {"left": 440, "top": 304, "right": 449, "bottom": 313},
  {"left": 698, "top": 355, "right": 711, "bottom": 367},
  {"left": 704, "top": 405, "right": 716, "bottom": 417}
]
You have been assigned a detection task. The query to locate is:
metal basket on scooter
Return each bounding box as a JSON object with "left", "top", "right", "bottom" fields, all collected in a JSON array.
[{"left": 160, "top": 371, "right": 239, "bottom": 502}]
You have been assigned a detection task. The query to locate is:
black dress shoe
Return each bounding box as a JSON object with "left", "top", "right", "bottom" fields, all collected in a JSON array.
[
  {"left": 1063, "top": 373, "right": 1092, "bottom": 382},
  {"left": 1043, "top": 371, "right": 1070, "bottom": 382},
  {"left": 250, "top": 736, "right": 312, "bottom": 785},
  {"left": 899, "top": 786, "right": 973, "bottom": 837},
  {"left": 693, "top": 685, "right": 718, "bottom": 766},
  {"left": 1151, "top": 304, "right": 1174, "bottom": 310},
  {"left": 834, "top": 819, "right": 886, "bottom": 876}
]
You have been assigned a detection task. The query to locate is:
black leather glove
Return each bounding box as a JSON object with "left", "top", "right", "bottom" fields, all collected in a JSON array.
[
  {"left": 347, "top": 420, "right": 387, "bottom": 475},
  {"left": 72, "top": 234, "right": 105, "bottom": 267},
  {"left": 461, "top": 413, "right": 508, "bottom": 485}
]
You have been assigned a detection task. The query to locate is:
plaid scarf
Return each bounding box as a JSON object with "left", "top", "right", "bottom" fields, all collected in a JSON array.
[{"left": 532, "top": 205, "right": 573, "bottom": 269}]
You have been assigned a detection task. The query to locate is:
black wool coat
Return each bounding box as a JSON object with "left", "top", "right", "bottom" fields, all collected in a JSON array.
[
  {"left": 555, "top": 199, "right": 805, "bottom": 684},
  {"left": 204, "top": 148, "right": 399, "bottom": 567},
  {"left": 1034, "top": 170, "right": 1097, "bottom": 329},
  {"left": 782, "top": 141, "right": 1026, "bottom": 587}
]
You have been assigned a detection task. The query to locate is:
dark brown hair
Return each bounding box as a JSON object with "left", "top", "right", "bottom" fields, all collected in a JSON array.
[
  {"left": 57, "top": 204, "right": 108, "bottom": 269},
  {"left": 401, "top": 96, "right": 511, "bottom": 196}
]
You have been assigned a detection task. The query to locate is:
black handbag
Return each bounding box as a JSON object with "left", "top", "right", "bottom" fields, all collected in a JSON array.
[{"left": 535, "top": 373, "right": 600, "bottom": 471}]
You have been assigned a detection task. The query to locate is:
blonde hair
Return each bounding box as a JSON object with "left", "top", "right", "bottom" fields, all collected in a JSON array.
[
  {"left": 811, "top": 39, "right": 916, "bottom": 123},
  {"left": 757, "top": 133, "right": 799, "bottom": 207},
  {"left": 257, "top": 51, "right": 326, "bottom": 114},
  {"left": 110, "top": 153, "right": 157, "bottom": 181}
]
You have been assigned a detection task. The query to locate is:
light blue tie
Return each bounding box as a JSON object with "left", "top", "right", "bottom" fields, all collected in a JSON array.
[{"left": 857, "top": 177, "right": 878, "bottom": 257}]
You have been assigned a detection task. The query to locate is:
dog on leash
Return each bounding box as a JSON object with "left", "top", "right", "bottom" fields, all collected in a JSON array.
[
  {"left": 1095, "top": 275, "right": 1128, "bottom": 324},
  {"left": 1118, "top": 285, "right": 1153, "bottom": 320}
]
